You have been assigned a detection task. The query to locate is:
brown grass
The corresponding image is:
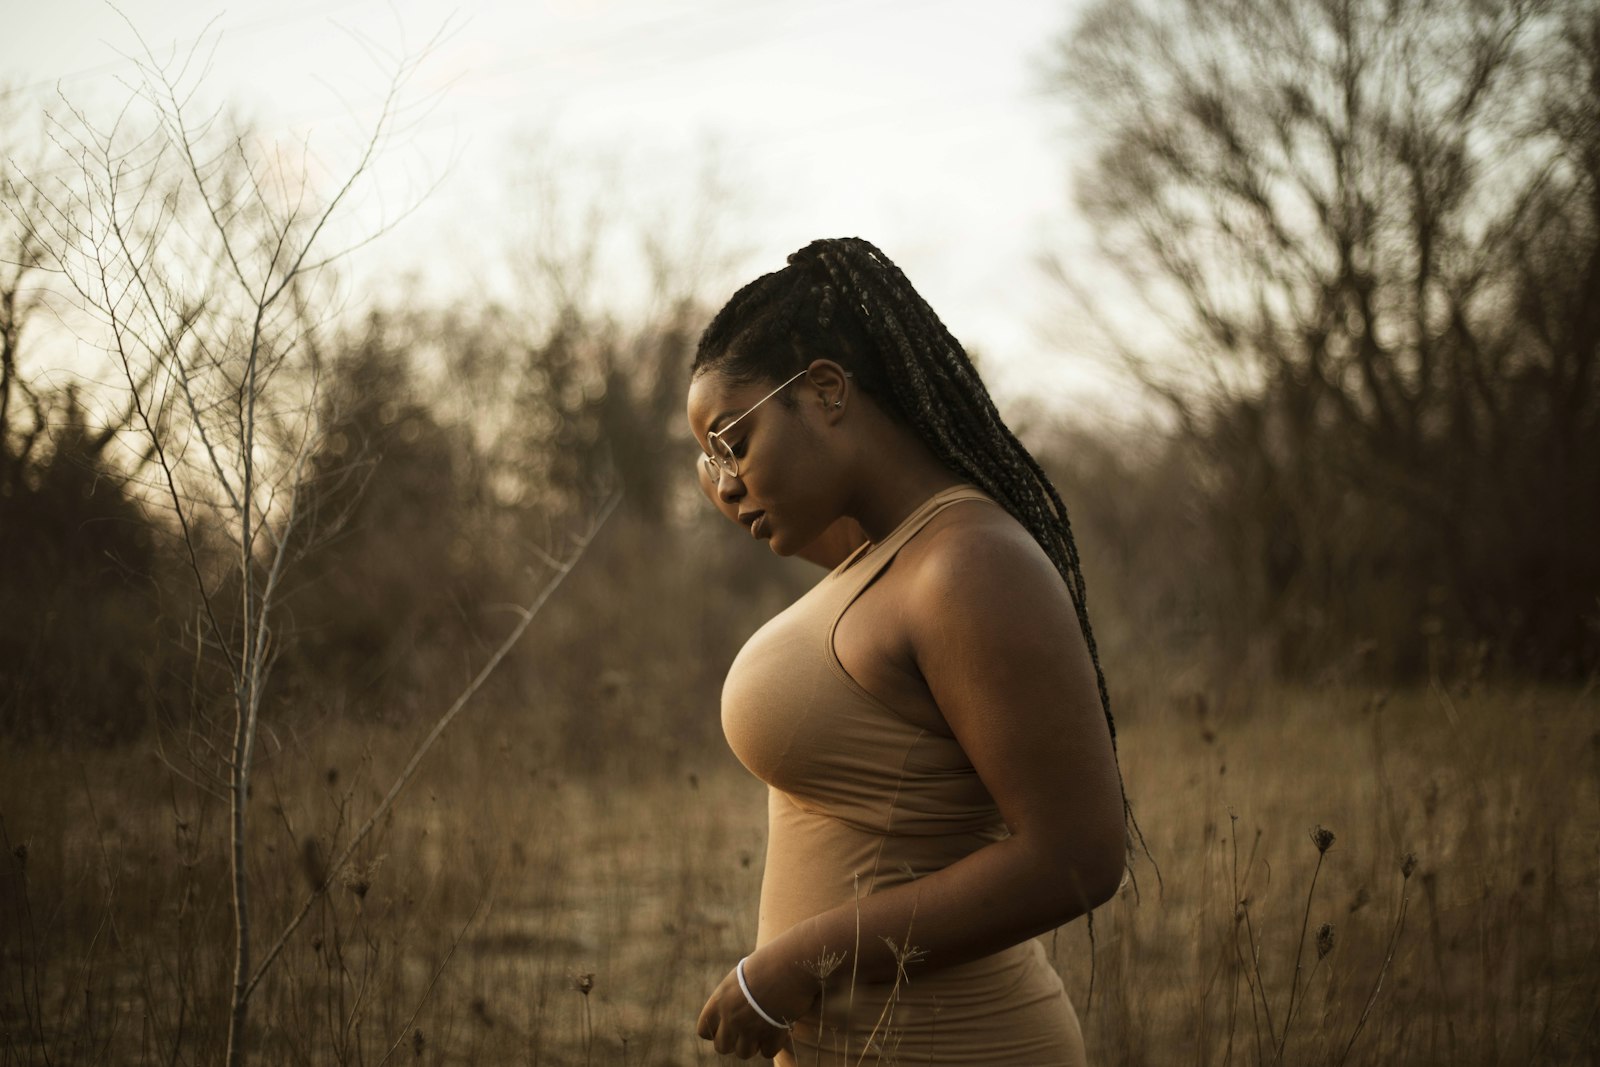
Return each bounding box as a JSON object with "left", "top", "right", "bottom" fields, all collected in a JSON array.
[{"left": 2, "top": 679, "right": 1596, "bottom": 1065}]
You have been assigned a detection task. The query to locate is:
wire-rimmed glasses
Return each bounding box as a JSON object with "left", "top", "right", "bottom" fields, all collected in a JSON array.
[{"left": 701, "top": 368, "right": 810, "bottom": 480}]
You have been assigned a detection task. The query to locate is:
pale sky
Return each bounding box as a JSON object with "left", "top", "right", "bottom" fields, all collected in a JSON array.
[{"left": 2, "top": 0, "right": 1149, "bottom": 423}]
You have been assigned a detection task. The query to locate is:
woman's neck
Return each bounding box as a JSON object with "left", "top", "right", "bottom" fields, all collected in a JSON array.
[{"left": 841, "top": 426, "right": 966, "bottom": 544}]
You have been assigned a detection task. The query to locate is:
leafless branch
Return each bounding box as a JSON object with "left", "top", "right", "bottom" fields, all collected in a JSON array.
[{"left": 243, "top": 489, "right": 621, "bottom": 1001}]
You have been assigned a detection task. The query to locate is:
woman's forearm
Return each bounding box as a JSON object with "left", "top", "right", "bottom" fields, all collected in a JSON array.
[{"left": 752, "top": 831, "right": 1119, "bottom": 996}]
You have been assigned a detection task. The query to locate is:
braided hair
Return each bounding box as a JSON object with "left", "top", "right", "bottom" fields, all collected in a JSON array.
[{"left": 695, "top": 237, "right": 1150, "bottom": 871}]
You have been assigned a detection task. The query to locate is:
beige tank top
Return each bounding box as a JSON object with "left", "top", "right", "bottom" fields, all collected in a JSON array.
[{"left": 721, "top": 483, "right": 1086, "bottom": 1066}]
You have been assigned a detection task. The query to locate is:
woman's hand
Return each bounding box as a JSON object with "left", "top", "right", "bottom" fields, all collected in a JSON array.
[{"left": 696, "top": 949, "right": 816, "bottom": 1060}]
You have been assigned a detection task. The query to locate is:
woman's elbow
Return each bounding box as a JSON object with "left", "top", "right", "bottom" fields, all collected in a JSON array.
[
  {"left": 1035, "top": 834, "right": 1126, "bottom": 920},
  {"left": 1076, "top": 845, "right": 1127, "bottom": 913},
  {"left": 1083, "top": 852, "right": 1126, "bottom": 911}
]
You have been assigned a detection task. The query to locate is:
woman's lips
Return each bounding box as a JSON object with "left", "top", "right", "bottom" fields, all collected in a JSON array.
[{"left": 751, "top": 514, "right": 769, "bottom": 539}]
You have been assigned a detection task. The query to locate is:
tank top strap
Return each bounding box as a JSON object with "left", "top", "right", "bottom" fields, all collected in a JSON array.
[{"left": 829, "top": 483, "right": 996, "bottom": 594}]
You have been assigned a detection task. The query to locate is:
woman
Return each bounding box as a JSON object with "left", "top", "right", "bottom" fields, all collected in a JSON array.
[{"left": 688, "top": 238, "right": 1130, "bottom": 1065}]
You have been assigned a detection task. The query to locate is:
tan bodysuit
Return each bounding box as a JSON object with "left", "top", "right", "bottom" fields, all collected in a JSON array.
[{"left": 722, "top": 484, "right": 1088, "bottom": 1066}]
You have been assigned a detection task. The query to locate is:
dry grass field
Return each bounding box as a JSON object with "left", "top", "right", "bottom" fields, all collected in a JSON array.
[{"left": 2, "top": 677, "right": 1596, "bottom": 1066}]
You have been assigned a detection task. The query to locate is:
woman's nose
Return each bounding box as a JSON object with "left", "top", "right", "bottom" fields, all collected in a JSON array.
[
  {"left": 715, "top": 466, "right": 745, "bottom": 503},
  {"left": 696, "top": 457, "right": 745, "bottom": 517}
]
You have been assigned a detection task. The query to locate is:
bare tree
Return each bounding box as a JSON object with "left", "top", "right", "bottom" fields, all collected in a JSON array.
[
  {"left": 0, "top": 110, "right": 45, "bottom": 495},
  {"left": 0, "top": 95, "right": 144, "bottom": 500},
  {"left": 448, "top": 137, "right": 743, "bottom": 524},
  {"left": 1050, "top": 0, "right": 1600, "bottom": 675},
  {"left": 19, "top": 25, "right": 616, "bottom": 1065},
  {"left": 1, "top": 94, "right": 193, "bottom": 742}
]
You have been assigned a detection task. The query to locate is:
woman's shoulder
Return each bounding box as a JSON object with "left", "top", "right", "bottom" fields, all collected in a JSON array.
[
  {"left": 895, "top": 490, "right": 1085, "bottom": 672},
  {"left": 900, "top": 493, "right": 1064, "bottom": 604}
]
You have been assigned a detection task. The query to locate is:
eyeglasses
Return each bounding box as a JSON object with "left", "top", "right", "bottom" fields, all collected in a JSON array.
[{"left": 701, "top": 369, "right": 809, "bottom": 480}]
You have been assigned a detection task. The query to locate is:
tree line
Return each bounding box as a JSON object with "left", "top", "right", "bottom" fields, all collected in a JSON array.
[
  {"left": 1053, "top": 0, "right": 1600, "bottom": 678},
  {"left": 3, "top": 0, "right": 1598, "bottom": 755}
]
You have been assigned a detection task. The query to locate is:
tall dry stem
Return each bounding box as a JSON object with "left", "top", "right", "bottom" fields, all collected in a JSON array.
[
  {"left": 1276, "top": 825, "right": 1334, "bottom": 1062},
  {"left": 1337, "top": 853, "right": 1416, "bottom": 1064}
]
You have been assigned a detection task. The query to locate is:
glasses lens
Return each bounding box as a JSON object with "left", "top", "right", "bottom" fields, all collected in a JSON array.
[{"left": 709, "top": 435, "right": 739, "bottom": 476}]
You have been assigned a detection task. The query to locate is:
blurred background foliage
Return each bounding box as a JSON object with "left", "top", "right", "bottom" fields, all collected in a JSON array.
[
  {"left": 0, "top": 0, "right": 1596, "bottom": 755},
  {"left": 1054, "top": 0, "right": 1600, "bottom": 681}
]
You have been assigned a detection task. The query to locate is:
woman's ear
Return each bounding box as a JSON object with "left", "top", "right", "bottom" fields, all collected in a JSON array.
[{"left": 804, "top": 360, "right": 852, "bottom": 423}]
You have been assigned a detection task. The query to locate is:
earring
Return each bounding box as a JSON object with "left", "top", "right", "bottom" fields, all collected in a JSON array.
[{"left": 833, "top": 400, "right": 842, "bottom": 408}]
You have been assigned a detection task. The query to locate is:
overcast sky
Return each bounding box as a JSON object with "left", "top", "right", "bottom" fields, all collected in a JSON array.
[{"left": 3, "top": 0, "right": 1149, "bottom": 422}]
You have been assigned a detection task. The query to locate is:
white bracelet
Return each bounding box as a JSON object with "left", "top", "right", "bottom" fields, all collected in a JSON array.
[{"left": 736, "top": 956, "right": 792, "bottom": 1030}]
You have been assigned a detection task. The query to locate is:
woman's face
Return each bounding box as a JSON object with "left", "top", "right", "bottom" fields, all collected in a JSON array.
[
  {"left": 686, "top": 364, "right": 845, "bottom": 558},
  {"left": 695, "top": 442, "right": 867, "bottom": 570}
]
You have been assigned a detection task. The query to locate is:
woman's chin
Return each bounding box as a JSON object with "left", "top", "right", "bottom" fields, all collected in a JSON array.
[{"left": 764, "top": 527, "right": 797, "bottom": 557}]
